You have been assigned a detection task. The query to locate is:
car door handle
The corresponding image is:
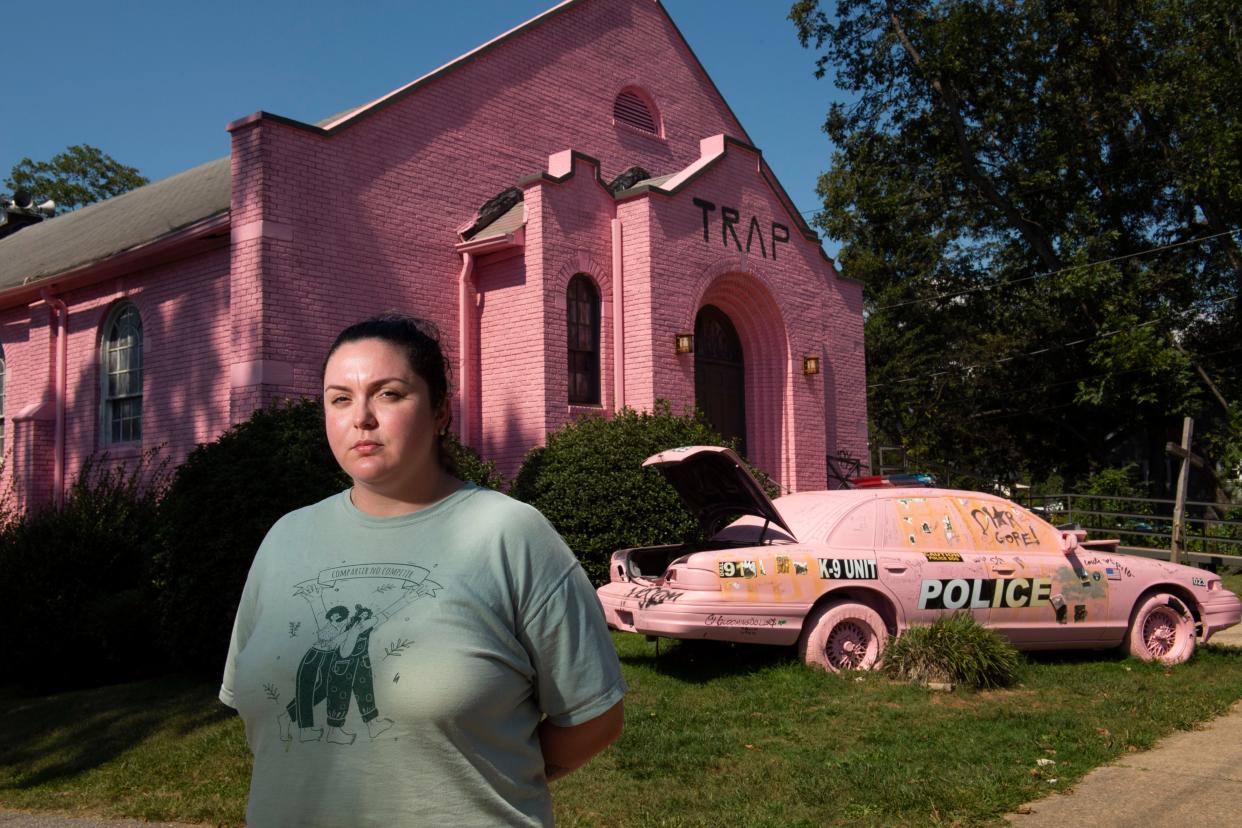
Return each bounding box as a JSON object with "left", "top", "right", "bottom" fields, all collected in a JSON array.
[
  {"left": 883, "top": 564, "right": 908, "bottom": 574},
  {"left": 992, "top": 566, "right": 1016, "bottom": 575}
]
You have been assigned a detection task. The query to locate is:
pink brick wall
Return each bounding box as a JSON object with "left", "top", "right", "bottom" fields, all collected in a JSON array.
[
  {"left": 2, "top": 246, "right": 232, "bottom": 508},
  {"left": 223, "top": 0, "right": 747, "bottom": 433},
  {"left": 617, "top": 139, "right": 867, "bottom": 492},
  {"left": 2, "top": 0, "right": 868, "bottom": 504}
]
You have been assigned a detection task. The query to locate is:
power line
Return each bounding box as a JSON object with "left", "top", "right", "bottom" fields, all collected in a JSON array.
[
  {"left": 872, "top": 228, "right": 1241, "bottom": 312},
  {"left": 865, "top": 318, "right": 1162, "bottom": 390},
  {"left": 869, "top": 344, "right": 1242, "bottom": 410}
]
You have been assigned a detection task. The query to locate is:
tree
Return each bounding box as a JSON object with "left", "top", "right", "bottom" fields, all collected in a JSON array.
[
  {"left": 791, "top": 0, "right": 1240, "bottom": 490},
  {"left": 5, "top": 144, "right": 148, "bottom": 213}
]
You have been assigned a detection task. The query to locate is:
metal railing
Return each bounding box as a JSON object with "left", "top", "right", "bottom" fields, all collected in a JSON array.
[{"left": 1020, "top": 492, "right": 1242, "bottom": 568}]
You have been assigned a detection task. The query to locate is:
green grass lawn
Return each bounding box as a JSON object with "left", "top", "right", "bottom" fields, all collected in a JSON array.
[{"left": 5, "top": 631, "right": 1242, "bottom": 827}]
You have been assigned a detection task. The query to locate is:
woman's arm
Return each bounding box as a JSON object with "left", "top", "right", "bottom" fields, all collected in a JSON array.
[{"left": 537, "top": 700, "right": 624, "bottom": 782}]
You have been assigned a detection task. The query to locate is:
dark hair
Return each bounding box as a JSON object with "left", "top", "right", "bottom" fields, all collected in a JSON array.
[
  {"left": 324, "top": 313, "right": 458, "bottom": 475},
  {"left": 326, "top": 605, "right": 350, "bottom": 623}
]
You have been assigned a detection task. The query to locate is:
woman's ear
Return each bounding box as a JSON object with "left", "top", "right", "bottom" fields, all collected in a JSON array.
[{"left": 435, "top": 401, "right": 452, "bottom": 435}]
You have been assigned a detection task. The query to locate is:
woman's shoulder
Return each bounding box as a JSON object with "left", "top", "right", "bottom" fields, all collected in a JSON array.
[
  {"left": 455, "top": 486, "right": 555, "bottom": 532},
  {"left": 263, "top": 490, "right": 349, "bottom": 537}
]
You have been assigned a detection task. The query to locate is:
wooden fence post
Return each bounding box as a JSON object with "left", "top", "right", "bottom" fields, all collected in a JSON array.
[{"left": 1171, "top": 417, "right": 1194, "bottom": 565}]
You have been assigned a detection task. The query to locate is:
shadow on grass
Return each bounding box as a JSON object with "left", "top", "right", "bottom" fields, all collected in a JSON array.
[
  {"left": 1022, "top": 641, "right": 1242, "bottom": 667},
  {"left": 619, "top": 638, "right": 800, "bottom": 682},
  {"left": 0, "top": 675, "right": 232, "bottom": 791}
]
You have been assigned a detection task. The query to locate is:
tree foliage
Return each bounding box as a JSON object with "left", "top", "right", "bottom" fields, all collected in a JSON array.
[
  {"left": 151, "top": 398, "right": 502, "bottom": 676},
  {"left": 5, "top": 144, "right": 148, "bottom": 213},
  {"left": 0, "top": 452, "right": 169, "bottom": 692},
  {"left": 791, "top": 0, "right": 1240, "bottom": 490},
  {"left": 510, "top": 402, "right": 775, "bottom": 585}
]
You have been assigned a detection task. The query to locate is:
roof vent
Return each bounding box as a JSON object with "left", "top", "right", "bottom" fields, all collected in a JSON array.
[
  {"left": 613, "top": 89, "right": 660, "bottom": 136},
  {"left": 607, "top": 166, "right": 653, "bottom": 195}
]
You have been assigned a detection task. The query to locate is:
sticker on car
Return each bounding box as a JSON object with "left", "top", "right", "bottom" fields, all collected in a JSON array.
[
  {"left": 918, "top": 577, "right": 1053, "bottom": 609},
  {"left": 818, "top": 558, "right": 878, "bottom": 580}
]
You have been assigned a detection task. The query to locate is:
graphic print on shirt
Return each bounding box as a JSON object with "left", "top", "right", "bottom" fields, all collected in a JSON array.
[{"left": 275, "top": 562, "right": 441, "bottom": 746}]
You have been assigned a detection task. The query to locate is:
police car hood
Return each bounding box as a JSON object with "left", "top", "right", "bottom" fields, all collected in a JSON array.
[{"left": 643, "top": 445, "right": 794, "bottom": 540}]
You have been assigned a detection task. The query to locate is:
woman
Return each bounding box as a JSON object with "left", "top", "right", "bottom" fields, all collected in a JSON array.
[{"left": 220, "top": 314, "right": 625, "bottom": 827}]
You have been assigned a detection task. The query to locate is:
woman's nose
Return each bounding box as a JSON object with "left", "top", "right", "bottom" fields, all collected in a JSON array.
[{"left": 354, "top": 401, "right": 377, "bottom": 428}]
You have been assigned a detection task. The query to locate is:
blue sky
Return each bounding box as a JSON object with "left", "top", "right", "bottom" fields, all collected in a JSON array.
[{"left": 1, "top": 0, "right": 851, "bottom": 257}]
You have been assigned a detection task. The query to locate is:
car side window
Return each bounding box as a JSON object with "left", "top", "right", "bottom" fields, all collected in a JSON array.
[
  {"left": 881, "top": 496, "right": 974, "bottom": 554},
  {"left": 827, "top": 500, "right": 876, "bottom": 548}
]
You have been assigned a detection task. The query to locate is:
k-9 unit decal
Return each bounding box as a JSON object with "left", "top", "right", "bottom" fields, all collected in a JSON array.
[
  {"left": 818, "top": 558, "right": 878, "bottom": 580},
  {"left": 918, "top": 577, "right": 1053, "bottom": 609}
]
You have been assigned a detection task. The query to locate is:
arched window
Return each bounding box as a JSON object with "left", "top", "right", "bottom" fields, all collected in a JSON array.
[
  {"left": 0, "top": 344, "right": 6, "bottom": 458},
  {"left": 567, "top": 275, "right": 601, "bottom": 405},
  {"left": 101, "top": 303, "right": 143, "bottom": 444},
  {"left": 613, "top": 87, "right": 661, "bottom": 136}
]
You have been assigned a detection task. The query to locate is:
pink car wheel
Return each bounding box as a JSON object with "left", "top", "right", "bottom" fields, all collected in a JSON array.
[
  {"left": 1125, "top": 592, "right": 1196, "bottom": 664},
  {"left": 798, "top": 602, "right": 886, "bottom": 672}
]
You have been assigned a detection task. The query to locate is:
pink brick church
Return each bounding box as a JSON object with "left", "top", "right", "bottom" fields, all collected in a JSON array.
[{"left": 0, "top": 0, "right": 867, "bottom": 512}]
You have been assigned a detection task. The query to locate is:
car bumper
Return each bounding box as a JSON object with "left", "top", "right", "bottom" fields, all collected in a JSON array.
[
  {"left": 597, "top": 580, "right": 804, "bottom": 645},
  {"left": 1199, "top": 590, "right": 1242, "bottom": 642}
]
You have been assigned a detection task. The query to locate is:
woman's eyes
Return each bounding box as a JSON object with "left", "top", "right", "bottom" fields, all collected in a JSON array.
[{"left": 328, "top": 389, "right": 403, "bottom": 404}]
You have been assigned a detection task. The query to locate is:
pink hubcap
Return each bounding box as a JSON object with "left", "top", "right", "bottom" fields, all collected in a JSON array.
[{"left": 1143, "top": 609, "right": 1179, "bottom": 656}]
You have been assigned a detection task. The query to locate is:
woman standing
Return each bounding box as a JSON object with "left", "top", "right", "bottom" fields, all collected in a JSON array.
[{"left": 220, "top": 314, "right": 625, "bottom": 826}]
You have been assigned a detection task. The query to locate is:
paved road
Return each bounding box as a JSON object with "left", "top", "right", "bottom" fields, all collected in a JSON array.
[
  {"left": 1007, "top": 623, "right": 1242, "bottom": 827},
  {"left": 7, "top": 628, "right": 1242, "bottom": 827}
]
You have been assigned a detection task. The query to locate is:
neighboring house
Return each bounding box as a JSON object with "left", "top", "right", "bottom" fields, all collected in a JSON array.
[{"left": 0, "top": 0, "right": 867, "bottom": 512}]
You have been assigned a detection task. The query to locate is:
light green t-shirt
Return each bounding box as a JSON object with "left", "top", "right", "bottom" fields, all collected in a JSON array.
[{"left": 220, "top": 484, "right": 626, "bottom": 827}]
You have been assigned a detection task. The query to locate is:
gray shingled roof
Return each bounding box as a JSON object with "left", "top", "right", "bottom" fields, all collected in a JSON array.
[
  {"left": 468, "top": 202, "right": 525, "bottom": 242},
  {"left": 0, "top": 156, "right": 230, "bottom": 293}
]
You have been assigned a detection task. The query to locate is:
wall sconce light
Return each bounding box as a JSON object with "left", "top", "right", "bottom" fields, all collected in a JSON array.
[
  {"left": 802, "top": 355, "right": 820, "bottom": 375},
  {"left": 675, "top": 333, "right": 694, "bottom": 354}
]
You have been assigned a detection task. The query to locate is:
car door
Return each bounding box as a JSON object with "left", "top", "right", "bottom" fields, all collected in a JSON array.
[
  {"left": 960, "top": 495, "right": 1114, "bottom": 646},
  {"left": 877, "top": 494, "right": 991, "bottom": 628}
]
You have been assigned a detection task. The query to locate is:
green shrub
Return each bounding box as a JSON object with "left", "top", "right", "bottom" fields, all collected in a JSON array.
[
  {"left": 883, "top": 613, "right": 1022, "bottom": 690},
  {"left": 151, "top": 398, "right": 502, "bottom": 676},
  {"left": 510, "top": 400, "right": 774, "bottom": 584},
  {"left": 0, "top": 451, "right": 168, "bottom": 691},
  {"left": 150, "top": 399, "right": 347, "bottom": 675}
]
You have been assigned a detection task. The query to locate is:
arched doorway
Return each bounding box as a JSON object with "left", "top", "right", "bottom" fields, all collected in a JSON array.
[{"left": 695, "top": 304, "right": 746, "bottom": 456}]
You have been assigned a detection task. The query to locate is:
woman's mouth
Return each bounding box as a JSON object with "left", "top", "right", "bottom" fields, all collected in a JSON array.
[{"left": 352, "top": 441, "right": 381, "bottom": 455}]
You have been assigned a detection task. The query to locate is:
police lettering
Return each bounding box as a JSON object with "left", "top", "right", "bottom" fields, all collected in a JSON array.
[
  {"left": 817, "top": 558, "right": 878, "bottom": 580},
  {"left": 917, "top": 577, "right": 1053, "bottom": 610}
]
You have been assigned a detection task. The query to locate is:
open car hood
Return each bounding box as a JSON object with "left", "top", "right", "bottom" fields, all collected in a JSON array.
[{"left": 643, "top": 445, "right": 795, "bottom": 540}]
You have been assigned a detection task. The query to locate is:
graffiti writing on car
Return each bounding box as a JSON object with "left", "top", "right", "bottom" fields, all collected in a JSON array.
[
  {"left": 705, "top": 614, "right": 788, "bottom": 628},
  {"left": 970, "top": 505, "right": 1040, "bottom": 547},
  {"left": 626, "top": 586, "right": 683, "bottom": 609}
]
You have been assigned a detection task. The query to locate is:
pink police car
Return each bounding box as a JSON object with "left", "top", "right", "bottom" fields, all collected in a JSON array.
[{"left": 596, "top": 446, "right": 1241, "bottom": 670}]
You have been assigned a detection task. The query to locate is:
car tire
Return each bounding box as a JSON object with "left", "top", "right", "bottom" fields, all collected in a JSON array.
[
  {"left": 1124, "top": 592, "right": 1196, "bottom": 664},
  {"left": 798, "top": 602, "right": 886, "bottom": 672}
]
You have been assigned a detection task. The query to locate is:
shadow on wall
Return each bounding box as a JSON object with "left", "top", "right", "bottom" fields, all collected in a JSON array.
[{"left": 64, "top": 272, "right": 230, "bottom": 491}]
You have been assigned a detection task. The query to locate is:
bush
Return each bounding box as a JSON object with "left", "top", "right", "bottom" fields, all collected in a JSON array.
[
  {"left": 883, "top": 613, "right": 1022, "bottom": 690},
  {"left": 0, "top": 451, "right": 168, "bottom": 691},
  {"left": 510, "top": 400, "right": 774, "bottom": 584},
  {"left": 151, "top": 397, "right": 502, "bottom": 676}
]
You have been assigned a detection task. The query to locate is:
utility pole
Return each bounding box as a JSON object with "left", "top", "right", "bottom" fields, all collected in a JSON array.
[{"left": 1170, "top": 417, "right": 1193, "bottom": 564}]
